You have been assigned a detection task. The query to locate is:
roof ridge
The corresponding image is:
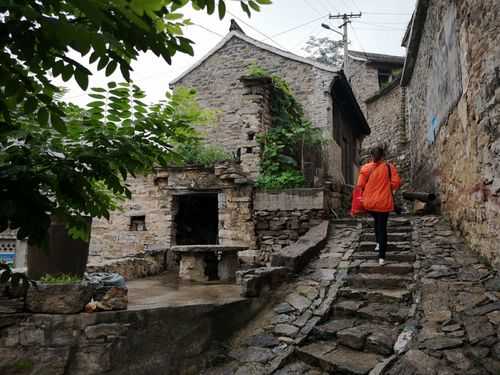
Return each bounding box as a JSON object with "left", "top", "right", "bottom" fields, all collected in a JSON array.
[{"left": 170, "top": 31, "right": 339, "bottom": 85}]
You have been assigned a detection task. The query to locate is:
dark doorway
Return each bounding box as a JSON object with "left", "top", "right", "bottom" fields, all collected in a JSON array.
[{"left": 175, "top": 193, "right": 219, "bottom": 245}]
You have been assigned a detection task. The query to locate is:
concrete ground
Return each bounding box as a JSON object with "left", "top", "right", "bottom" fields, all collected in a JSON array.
[{"left": 127, "top": 271, "right": 244, "bottom": 310}]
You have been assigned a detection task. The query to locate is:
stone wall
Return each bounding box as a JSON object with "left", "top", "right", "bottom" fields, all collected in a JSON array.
[
  {"left": 90, "top": 164, "right": 255, "bottom": 264},
  {"left": 404, "top": 0, "right": 500, "bottom": 265},
  {"left": 0, "top": 298, "right": 265, "bottom": 375},
  {"left": 253, "top": 189, "right": 327, "bottom": 262},
  {"left": 347, "top": 59, "right": 380, "bottom": 116},
  {"left": 364, "top": 82, "right": 411, "bottom": 197},
  {"left": 172, "top": 34, "right": 343, "bottom": 182}
]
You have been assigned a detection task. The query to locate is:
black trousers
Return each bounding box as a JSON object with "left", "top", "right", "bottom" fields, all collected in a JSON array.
[{"left": 370, "top": 212, "right": 389, "bottom": 259}]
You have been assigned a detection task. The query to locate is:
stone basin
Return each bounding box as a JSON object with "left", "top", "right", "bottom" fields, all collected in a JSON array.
[{"left": 172, "top": 245, "right": 248, "bottom": 282}]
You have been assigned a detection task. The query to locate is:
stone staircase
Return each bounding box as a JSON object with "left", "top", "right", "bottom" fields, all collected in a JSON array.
[{"left": 295, "top": 217, "right": 415, "bottom": 375}]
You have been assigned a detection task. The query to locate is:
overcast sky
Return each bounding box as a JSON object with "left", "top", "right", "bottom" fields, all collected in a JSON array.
[{"left": 63, "top": 0, "right": 416, "bottom": 105}]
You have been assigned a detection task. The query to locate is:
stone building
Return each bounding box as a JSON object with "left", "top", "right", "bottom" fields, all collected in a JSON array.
[
  {"left": 89, "top": 23, "right": 369, "bottom": 264},
  {"left": 402, "top": 0, "right": 500, "bottom": 265},
  {"left": 347, "top": 50, "right": 405, "bottom": 116}
]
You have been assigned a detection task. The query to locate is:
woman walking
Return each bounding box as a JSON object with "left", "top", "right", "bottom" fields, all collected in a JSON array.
[{"left": 356, "top": 145, "right": 401, "bottom": 265}]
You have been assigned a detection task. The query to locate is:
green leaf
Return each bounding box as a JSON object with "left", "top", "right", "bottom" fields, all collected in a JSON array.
[
  {"left": 105, "top": 61, "right": 118, "bottom": 76},
  {"left": 166, "top": 13, "right": 183, "bottom": 20},
  {"left": 24, "top": 97, "right": 37, "bottom": 113},
  {"left": 206, "top": 0, "right": 215, "bottom": 14},
  {"left": 37, "top": 107, "right": 49, "bottom": 127},
  {"left": 248, "top": 1, "right": 260, "bottom": 12},
  {"left": 240, "top": 2, "right": 251, "bottom": 17},
  {"left": 51, "top": 113, "right": 66, "bottom": 133},
  {"left": 61, "top": 65, "right": 74, "bottom": 82},
  {"left": 97, "top": 56, "right": 109, "bottom": 71},
  {"left": 256, "top": 0, "right": 272, "bottom": 4},
  {"left": 74, "top": 68, "right": 89, "bottom": 90},
  {"left": 218, "top": 0, "right": 226, "bottom": 19}
]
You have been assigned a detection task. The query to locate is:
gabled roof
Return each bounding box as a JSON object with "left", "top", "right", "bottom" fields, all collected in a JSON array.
[
  {"left": 348, "top": 50, "right": 405, "bottom": 65},
  {"left": 401, "top": 0, "right": 430, "bottom": 86},
  {"left": 170, "top": 31, "right": 339, "bottom": 85}
]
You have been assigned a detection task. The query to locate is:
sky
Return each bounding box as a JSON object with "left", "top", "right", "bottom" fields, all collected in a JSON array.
[{"left": 62, "top": 0, "right": 417, "bottom": 106}]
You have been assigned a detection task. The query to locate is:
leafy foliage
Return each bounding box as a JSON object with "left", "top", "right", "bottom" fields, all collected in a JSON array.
[
  {"left": 0, "top": 83, "right": 207, "bottom": 245},
  {"left": 39, "top": 273, "right": 81, "bottom": 284},
  {"left": 303, "top": 36, "right": 343, "bottom": 67},
  {"left": 0, "top": 0, "right": 270, "bottom": 133},
  {"left": 171, "top": 142, "right": 231, "bottom": 167},
  {"left": 248, "top": 66, "right": 324, "bottom": 190},
  {"left": 0, "top": 263, "right": 36, "bottom": 295}
]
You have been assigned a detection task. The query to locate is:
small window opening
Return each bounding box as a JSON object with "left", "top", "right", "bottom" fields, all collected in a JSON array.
[
  {"left": 245, "top": 147, "right": 253, "bottom": 154},
  {"left": 247, "top": 132, "right": 255, "bottom": 141},
  {"left": 378, "top": 69, "right": 392, "bottom": 89},
  {"left": 129, "top": 215, "right": 146, "bottom": 231}
]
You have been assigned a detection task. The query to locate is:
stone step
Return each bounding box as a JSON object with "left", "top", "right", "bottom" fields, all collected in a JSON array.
[
  {"left": 360, "top": 232, "right": 411, "bottom": 242},
  {"left": 332, "top": 300, "right": 409, "bottom": 324},
  {"left": 351, "top": 251, "right": 416, "bottom": 263},
  {"left": 347, "top": 273, "right": 413, "bottom": 290},
  {"left": 297, "top": 341, "right": 383, "bottom": 375},
  {"left": 331, "top": 218, "right": 360, "bottom": 226},
  {"left": 358, "top": 241, "right": 411, "bottom": 252},
  {"left": 356, "top": 262, "right": 414, "bottom": 276},
  {"left": 338, "top": 287, "right": 412, "bottom": 304},
  {"left": 336, "top": 323, "right": 398, "bottom": 354}
]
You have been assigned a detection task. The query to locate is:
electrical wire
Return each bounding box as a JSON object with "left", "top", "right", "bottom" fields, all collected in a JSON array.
[
  {"left": 301, "top": 0, "right": 323, "bottom": 16},
  {"left": 226, "top": 10, "right": 287, "bottom": 50},
  {"left": 271, "top": 14, "right": 328, "bottom": 38},
  {"left": 192, "top": 23, "right": 224, "bottom": 37}
]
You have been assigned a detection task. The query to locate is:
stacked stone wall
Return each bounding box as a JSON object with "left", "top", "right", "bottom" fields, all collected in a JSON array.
[
  {"left": 347, "top": 59, "right": 380, "bottom": 116},
  {"left": 255, "top": 209, "right": 326, "bottom": 262},
  {"left": 406, "top": 0, "right": 500, "bottom": 265}
]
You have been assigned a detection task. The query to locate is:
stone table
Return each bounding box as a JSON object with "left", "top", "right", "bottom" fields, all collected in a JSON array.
[{"left": 172, "top": 245, "right": 248, "bottom": 282}]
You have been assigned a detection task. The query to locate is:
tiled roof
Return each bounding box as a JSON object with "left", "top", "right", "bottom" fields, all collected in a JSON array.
[{"left": 348, "top": 50, "right": 405, "bottom": 65}]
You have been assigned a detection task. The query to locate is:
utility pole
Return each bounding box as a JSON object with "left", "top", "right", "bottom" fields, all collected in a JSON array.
[{"left": 328, "top": 12, "right": 362, "bottom": 77}]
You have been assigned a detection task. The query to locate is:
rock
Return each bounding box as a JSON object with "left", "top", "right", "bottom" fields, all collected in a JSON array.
[
  {"left": 337, "top": 324, "right": 371, "bottom": 350},
  {"left": 464, "top": 302, "right": 500, "bottom": 317},
  {"left": 274, "top": 303, "right": 295, "bottom": 314},
  {"left": 296, "top": 285, "right": 319, "bottom": 301},
  {"left": 293, "top": 310, "right": 313, "bottom": 328},
  {"left": 465, "top": 346, "right": 490, "bottom": 359},
  {"left": 441, "top": 323, "right": 462, "bottom": 332},
  {"left": 464, "top": 316, "right": 495, "bottom": 344},
  {"left": 286, "top": 293, "right": 311, "bottom": 313},
  {"left": 0, "top": 298, "right": 24, "bottom": 313},
  {"left": 482, "top": 359, "right": 500, "bottom": 375},
  {"left": 487, "top": 310, "right": 500, "bottom": 325},
  {"left": 274, "top": 324, "right": 299, "bottom": 337},
  {"left": 443, "top": 349, "right": 473, "bottom": 370},
  {"left": 422, "top": 336, "right": 464, "bottom": 350},
  {"left": 26, "top": 282, "right": 94, "bottom": 314},
  {"left": 234, "top": 362, "right": 266, "bottom": 375},
  {"left": 386, "top": 349, "right": 439, "bottom": 375},
  {"left": 271, "top": 314, "right": 293, "bottom": 325},
  {"left": 394, "top": 322, "right": 418, "bottom": 354},
  {"left": 95, "top": 287, "right": 127, "bottom": 311},
  {"left": 491, "top": 342, "right": 500, "bottom": 360},
  {"left": 312, "top": 319, "right": 356, "bottom": 340},
  {"left": 84, "top": 323, "right": 126, "bottom": 340},
  {"left": 366, "top": 331, "right": 395, "bottom": 355},
  {"left": 230, "top": 346, "right": 275, "bottom": 363},
  {"left": 245, "top": 334, "right": 279, "bottom": 348},
  {"left": 274, "top": 361, "right": 313, "bottom": 375},
  {"left": 484, "top": 276, "right": 500, "bottom": 292}
]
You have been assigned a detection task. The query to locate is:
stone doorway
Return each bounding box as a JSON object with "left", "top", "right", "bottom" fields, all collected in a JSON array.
[{"left": 174, "top": 192, "right": 219, "bottom": 245}]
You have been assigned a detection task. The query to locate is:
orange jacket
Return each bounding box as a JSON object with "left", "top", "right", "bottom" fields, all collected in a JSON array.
[{"left": 357, "top": 161, "right": 401, "bottom": 212}]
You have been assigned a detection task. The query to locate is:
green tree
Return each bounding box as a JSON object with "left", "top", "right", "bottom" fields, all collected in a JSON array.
[
  {"left": 303, "top": 36, "right": 343, "bottom": 66},
  {"left": 0, "top": 0, "right": 271, "bottom": 132},
  {"left": 0, "top": 84, "right": 212, "bottom": 245}
]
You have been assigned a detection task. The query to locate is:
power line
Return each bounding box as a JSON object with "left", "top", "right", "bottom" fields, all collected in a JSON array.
[
  {"left": 301, "top": 0, "right": 323, "bottom": 16},
  {"left": 316, "top": 0, "right": 333, "bottom": 13},
  {"left": 363, "top": 11, "right": 412, "bottom": 16},
  {"left": 192, "top": 23, "right": 224, "bottom": 37},
  {"left": 271, "top": 14, "right": 328, "bottom": 38},
  {"left": 226, "top": 10, "right": 287, "bottom": 50}
]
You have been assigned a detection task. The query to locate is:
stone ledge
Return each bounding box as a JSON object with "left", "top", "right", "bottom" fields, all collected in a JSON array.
[
  {"left": 270, "top": 221, "right": 330, "bottom": 273},
  {"left": 86, "top": 248, "right": 168, "bottom": 280},
  {"left": 236, "top": 267, "right": 289, "bottom": 297}
]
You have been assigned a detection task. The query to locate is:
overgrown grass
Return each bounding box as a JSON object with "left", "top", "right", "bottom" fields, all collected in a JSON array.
[
  {"left": 39, "top": 274, "right": 81, "bottom": 284},
  {"left": 170, "top": 142, "right": 232, "bottom": 168}
]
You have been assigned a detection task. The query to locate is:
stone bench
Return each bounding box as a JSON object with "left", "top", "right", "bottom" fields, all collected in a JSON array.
[{"left": 172, "top": 245, "right": 248, "bottom": 282}]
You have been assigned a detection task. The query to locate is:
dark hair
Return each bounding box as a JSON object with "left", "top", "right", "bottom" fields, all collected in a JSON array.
[{"left": 370, "top": 145, "right": 385, "bottom": 162}]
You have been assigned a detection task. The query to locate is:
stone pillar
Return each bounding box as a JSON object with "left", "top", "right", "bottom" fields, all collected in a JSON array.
[
  {"left": 238, "top": 76, "right": 273, "bottom": 180},
  {"left": 14, "top": 240, "right": 27, "bottom": 269}
]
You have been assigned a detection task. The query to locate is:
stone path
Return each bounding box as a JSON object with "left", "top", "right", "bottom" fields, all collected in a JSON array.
[
  {"left": 202, "top": 219, "right": 362, "bottom": 374},
  {"left": 292, "top": 217, "right": 415, "bottom": 374},
  {"left": 202, "top": 215, "right": 500, "bottom": 374},
  {"left": 386, "top": 216, "right": 500, "bottom": 375}
]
